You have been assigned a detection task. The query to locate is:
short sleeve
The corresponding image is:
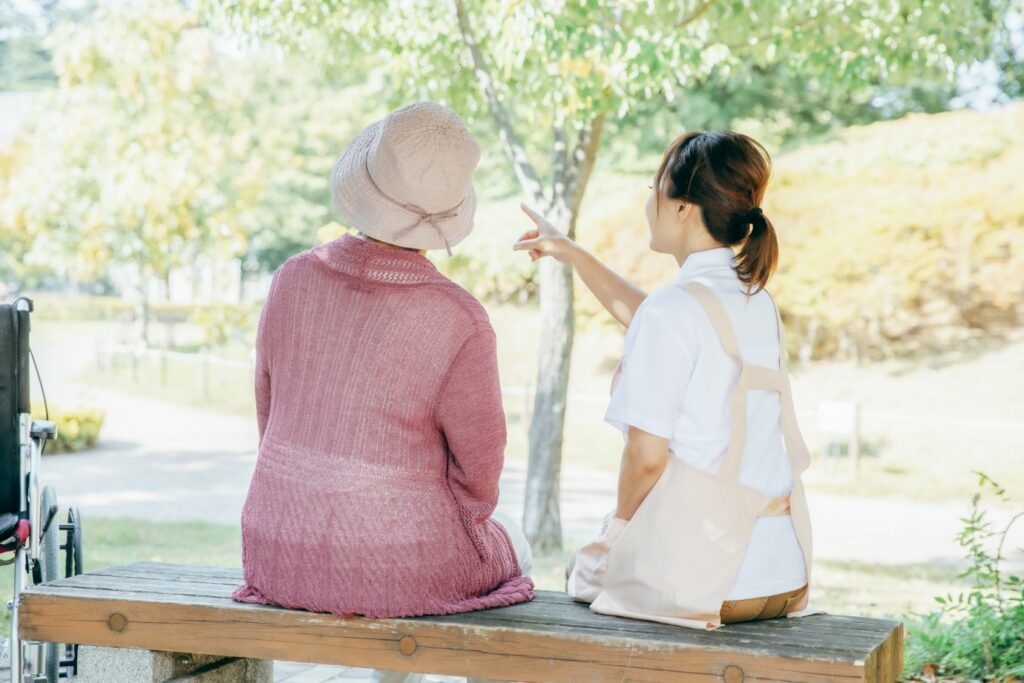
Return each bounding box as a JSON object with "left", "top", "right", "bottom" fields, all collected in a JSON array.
[{"left": 603, "top": 293, "right": 696, "bottom": 440}]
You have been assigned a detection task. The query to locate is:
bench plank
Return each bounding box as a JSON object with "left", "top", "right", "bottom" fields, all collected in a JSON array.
[
  {"left": 47, "top": 573, "right": 889, "bottom": 648},
  {"left": 19, "top": 561, "right": 903, "bottom": 682}
]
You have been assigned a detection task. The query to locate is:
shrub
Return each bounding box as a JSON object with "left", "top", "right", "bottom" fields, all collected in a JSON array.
[
  {"left": 31, "top": 403, "right": 106, "bottom": 454},
  {"left": 447, "top": 104, "right": 1024, "bottom": 360},
  {"left": 904, "top": 472, "right": 1024, "bottom": 680},
  {"left": 190, "top": 302, "right": 260, "bottom": 348},
  {"left": 26, "top": 293, "right": 134, "bottom": 321}
]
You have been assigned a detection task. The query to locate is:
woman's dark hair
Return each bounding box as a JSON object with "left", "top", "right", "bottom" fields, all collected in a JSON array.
[{"left": 653, "top": 131, "right": 778, "bottom": 294}]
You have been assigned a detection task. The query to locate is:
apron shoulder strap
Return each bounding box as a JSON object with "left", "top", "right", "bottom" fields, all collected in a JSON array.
[
  {"left": 680, "top": 282, "right": 742, "bottom": 361},
  {"left": 679, "top": 281, "right": 747, "bottom": 480},
  {"left": 765, "top": 290, "right": 789, "bottom": 372},
  {"left": 678, "top": 281, "right": 811, "bottom": 480},
  {"left": 764, "top": 290, "right": 812, "bottom": 474}
]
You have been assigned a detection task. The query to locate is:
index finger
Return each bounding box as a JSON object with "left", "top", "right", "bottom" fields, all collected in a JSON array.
[
  {"left": 512, "top": 237, "right": 541, "bottom": 251},
  {"left": 520, "top": 201, "right": 544, "bottom": 224}
]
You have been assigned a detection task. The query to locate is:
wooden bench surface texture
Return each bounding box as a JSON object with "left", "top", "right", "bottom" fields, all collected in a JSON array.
[{"left": 18, "top": 561, "right": 903, "bottom": 682}]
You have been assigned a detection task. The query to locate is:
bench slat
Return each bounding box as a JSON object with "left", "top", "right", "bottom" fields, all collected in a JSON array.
[
  {"left": 25, "top": 582, "right": 879, "bottom": 665},
  {"left": 68, "top": 563, "right": 895, "bottom": 636},
  {"left": 44, "top": 573, "right": 895, "bottom": 654},
  {"left": 19, "top": 562, "right": 903, "bottom": 682}
]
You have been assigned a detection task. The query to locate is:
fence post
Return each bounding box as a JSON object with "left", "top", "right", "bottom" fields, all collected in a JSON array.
[
  {"left": 132, "top": 341, "right": 146, "bottom": 384},
  {"left": 817, "top": 399, "right": 862, "bottom": 479},
  {"left": 524, "top": 378, "right": 533, "bottom": 442},
  {"left": 201, "top": 349, "right": 210, "bottom": 399},
  {"left": 850, "top": 401, "right": 861, "bottom": 475}
]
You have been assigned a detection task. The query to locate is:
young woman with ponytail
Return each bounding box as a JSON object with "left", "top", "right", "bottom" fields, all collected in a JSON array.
[{"left": 514, "top": 131, "right": 820, "bottom": 630}]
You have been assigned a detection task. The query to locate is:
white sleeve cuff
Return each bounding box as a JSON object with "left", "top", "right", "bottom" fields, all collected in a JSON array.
[{"left": 604, "top": 409, "right": 674, "bottom": 440}]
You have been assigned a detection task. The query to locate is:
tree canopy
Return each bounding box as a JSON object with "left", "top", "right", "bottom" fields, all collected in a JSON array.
[
  {"left": 0, "top": 1, "right": 364, "bottom": 311},
  {"left": 202, "top": 0, "right": 1016, "bottom": 551}
]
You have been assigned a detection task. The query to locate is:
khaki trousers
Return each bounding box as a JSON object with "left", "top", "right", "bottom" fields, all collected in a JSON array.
[{"left": 720, "top": 584, "right": 809, "bottom": 625}]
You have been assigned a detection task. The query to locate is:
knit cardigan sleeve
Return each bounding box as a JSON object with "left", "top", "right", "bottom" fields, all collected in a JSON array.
[
  {"left": 435, "top": 322, "right": 507, "bottom": 561},
  {"left": 254, "top": 262, "right": 288, "bottom": 445},
  {"left": 254, "top": 302, "right": 271, "bottom": 446}
]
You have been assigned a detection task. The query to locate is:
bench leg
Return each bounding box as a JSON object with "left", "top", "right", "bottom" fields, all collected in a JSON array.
[{"left": 75, "top": 645, "right": 273, "bottom": 682}]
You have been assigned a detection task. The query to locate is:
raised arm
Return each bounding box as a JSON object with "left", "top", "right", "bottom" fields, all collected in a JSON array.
[{"left": 513, "top": 202, "right": 647, "bottom": 328}]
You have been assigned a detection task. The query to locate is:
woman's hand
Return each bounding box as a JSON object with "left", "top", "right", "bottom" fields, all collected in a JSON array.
[
  {"left": 513, "top": 202, "right": 576, "bottom": 263},
  {"left": 514, "top": 200, "right": 647, "bottom": 328}
]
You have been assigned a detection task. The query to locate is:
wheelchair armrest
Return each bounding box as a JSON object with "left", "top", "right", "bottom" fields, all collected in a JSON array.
[
  {"left": 30, "top": 420, "right": 57, "bottom": 440},
  {"left": 0, "top": 512, "right": 19, "bottom": 541}
]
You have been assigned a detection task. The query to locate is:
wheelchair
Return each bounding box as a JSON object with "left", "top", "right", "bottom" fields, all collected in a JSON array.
[{"left": 1, "top": 298, "right": 83, "bottom": 682}]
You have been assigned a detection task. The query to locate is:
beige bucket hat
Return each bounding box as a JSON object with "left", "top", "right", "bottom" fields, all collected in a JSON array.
[{"left": 331, "top": 102, "right": 481, "bottom": 256}]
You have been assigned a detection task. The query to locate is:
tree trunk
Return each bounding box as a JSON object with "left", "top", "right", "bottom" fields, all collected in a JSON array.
[
  {"left": 452, "top": 0, "right": 607, "bottom": 552},
  {"left": 799, "top": 316, "right": 818, "bottom": 364},
  {"left": 523, "top": 199, "right": 574, "bottom": 552},
  {"left": 521, "top": 114, "right": 604, "bottom": 551},
  {"left": 238, "top": 256, "right": 247, "bottom": 304},
  {"left": 139, "top": 287, "right": 150, "bottom": 347}
]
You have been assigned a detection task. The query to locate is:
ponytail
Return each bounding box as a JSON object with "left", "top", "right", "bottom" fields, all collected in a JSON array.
[
  {"left": 734, "top": 207, "right": 778, "bottom": 295},
  {"left": 654, "top": 131, "right": 780, "bottom": 294}
]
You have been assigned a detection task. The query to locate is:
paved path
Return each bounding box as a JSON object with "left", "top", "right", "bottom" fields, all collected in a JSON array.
[{"left": 44, "top": 384, "right": 1024, "bottom": 571}]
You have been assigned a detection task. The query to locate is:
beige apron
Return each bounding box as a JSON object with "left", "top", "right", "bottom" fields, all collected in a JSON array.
[{"left": 567, "top": 281, "right": 819, "bottom": 630}]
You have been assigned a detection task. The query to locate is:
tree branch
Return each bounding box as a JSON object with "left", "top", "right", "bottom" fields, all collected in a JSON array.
[
  {"left": 721, "top": 4, "right": 838, "bottom": 51},
  {"left": 452, "top": 0, "right": 545, "bottom": 204},
  {"left": 676, "top": 0, "right": 716, "bottom": 28},
  {"left": 552, "top": 113, "right": 569, "bottom": 204},
  {"left": 565, "top": 107, "right": 607, "bottom": 224}
]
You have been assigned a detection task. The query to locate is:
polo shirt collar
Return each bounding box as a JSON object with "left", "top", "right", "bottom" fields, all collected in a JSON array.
[{"left": 672, "top": 247, "right": 737, "bottom": 284}]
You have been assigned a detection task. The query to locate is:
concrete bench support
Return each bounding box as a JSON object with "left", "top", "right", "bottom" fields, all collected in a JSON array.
[{"left": 76, "top": 645, "right": 271, "bottom": 682}]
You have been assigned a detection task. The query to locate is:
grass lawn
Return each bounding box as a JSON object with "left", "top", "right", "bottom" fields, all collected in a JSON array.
[
  {"left": 67, "top": 309, "right": 1024, "bottom": 504},
  {"left": 0, "top": 516, "right": 243, "bottom": 636},
  {"left": 0, "top": 514, "right": 965, "bottom": 638}
]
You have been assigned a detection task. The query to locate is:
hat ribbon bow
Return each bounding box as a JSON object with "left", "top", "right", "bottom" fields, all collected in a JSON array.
[{"left": 364, "top": 157, "right": 463, "bottom": 256}]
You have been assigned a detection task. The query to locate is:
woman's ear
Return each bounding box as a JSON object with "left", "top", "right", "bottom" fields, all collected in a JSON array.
[{"left": 676, "top": 201, "right": 694, "bottom": 223}]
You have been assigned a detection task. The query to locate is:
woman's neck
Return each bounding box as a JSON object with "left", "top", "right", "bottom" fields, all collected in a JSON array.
[
  {"left": 674, "top": 232, "right": 727, "bottom": 267},
  {"left": 357, "top": 232, "right": 426, "bottom": 255}
]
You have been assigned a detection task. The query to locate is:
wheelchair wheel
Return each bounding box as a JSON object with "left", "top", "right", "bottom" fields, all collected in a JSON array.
[
  {"left": 65, "top": 506, "right": 83, "bottom": 577},
  {"left": 41, "top": 486, "right": 59, "bottom": 582},
  {"left": 40, "top": 485, "right": 60, "bottom": 682}
]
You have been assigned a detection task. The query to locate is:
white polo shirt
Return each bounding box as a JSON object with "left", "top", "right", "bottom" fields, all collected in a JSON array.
[{"left": 604, "top": 247, "right": 808, "bottom": 600}]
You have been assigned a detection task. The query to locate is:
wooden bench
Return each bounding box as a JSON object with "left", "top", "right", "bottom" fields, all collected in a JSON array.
[{"left": 19, "top": 561, "right": 903, "bottom": 682}]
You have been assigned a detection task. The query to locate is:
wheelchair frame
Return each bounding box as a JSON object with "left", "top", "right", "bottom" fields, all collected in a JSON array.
[{"left": 2, "top": 298, "right": 83, "bottom": 683}]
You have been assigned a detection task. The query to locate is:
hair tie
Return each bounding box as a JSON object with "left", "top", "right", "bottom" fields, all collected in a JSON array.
[{"left": 746, "top": 206, "right": 766, "bottom": 237}]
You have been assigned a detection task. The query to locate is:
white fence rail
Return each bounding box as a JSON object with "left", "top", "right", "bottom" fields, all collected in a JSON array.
[{"left": 96, "top": 344, "right": 1024, "bottom": 437}]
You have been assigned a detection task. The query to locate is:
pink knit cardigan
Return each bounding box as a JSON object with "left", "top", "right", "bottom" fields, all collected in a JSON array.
[{"left": 231, "top": 233, "right": 534, "bottom": 618}]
